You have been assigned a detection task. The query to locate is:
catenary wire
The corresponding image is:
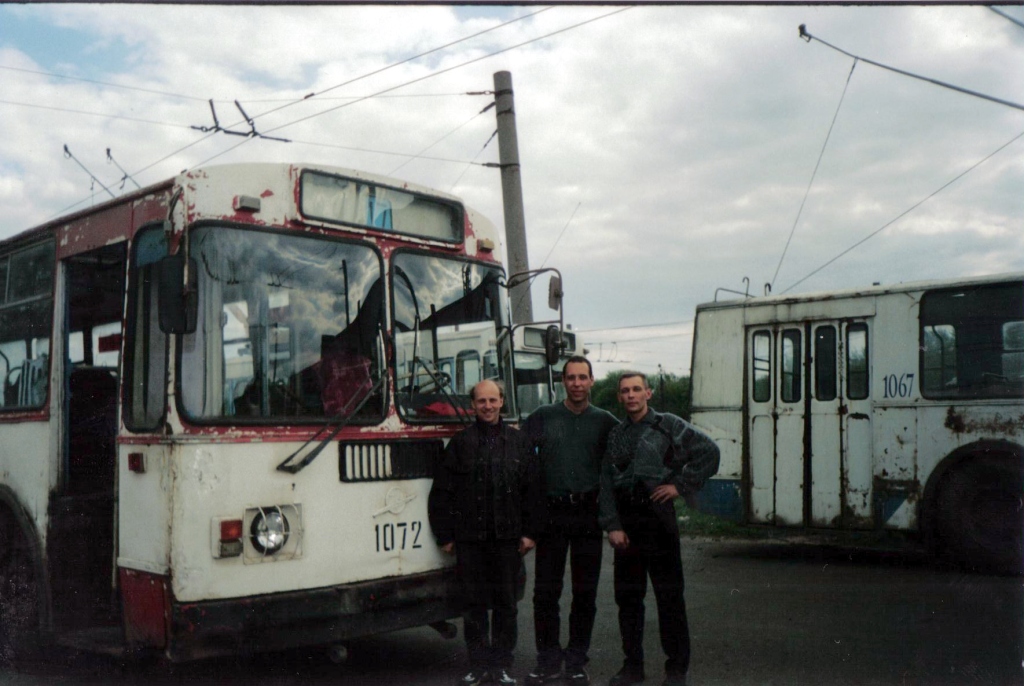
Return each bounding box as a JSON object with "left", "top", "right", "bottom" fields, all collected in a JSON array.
[
  {"left": 0, "top": 98, "right": 196, "bottom": 129},
  {"left": 770, "top": 58, "right": 857, "bottom": 290},
  {"left": 47, "top": 6, "right": 555, "bottom": 200},
  {"left": 781, "top": 129, "right": 1024, "bottom": 294},
  {"left": 239, "top": 7, "right": 555, "bottom": 125},
  {"left": 388, "top": 108, "right": 491, "bottom": 176},
  {"left": 186, "top": 7, "right": 633, "bottom": 171}
]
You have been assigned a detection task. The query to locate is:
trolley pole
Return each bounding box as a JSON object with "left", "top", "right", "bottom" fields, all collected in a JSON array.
[{"left": 493, "top": 70, "right": 533, "bottom": 325}]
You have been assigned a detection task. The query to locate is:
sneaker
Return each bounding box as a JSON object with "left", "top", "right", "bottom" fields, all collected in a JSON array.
[
  {"left": 565, "top": 665, "right": 590, "bottom": 685},
  {"left": 458, "top": 669, "right": 491, "bottom": 686},
  {"left": 525, "top": 663, "right": 562, "bottom": 686},
  {"left": 493, "top": 668, "right": 517, "bottom": 686},
  {"left": 608, "top": 664, "right": 645, "bottom": 686}
]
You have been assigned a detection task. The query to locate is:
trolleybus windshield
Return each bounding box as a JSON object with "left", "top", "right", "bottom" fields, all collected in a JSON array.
[
  {"left": 180, "top": 225, "right": 385, "bottom": 422},
  {"left": 392, "top": 252, "right": 504, "bottom": 421}
]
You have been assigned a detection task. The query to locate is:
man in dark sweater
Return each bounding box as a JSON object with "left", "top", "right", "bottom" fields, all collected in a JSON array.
[
  {"left": 599, "top": 371, "right": 720, "bottom": 686},
  {"left": 428, "top": 379, "right": 545, "bottom": 686},
  {"left": 523, "top": 356, "right": 619, "bottom": 686}
]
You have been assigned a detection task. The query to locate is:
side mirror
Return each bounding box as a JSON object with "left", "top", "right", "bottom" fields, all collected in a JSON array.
[
  {"left": 547, "top": 275, "right": 563, "bottom": 312},
  {"left": 158, "top": 254, "right": 198, "bottom": 334},
  {"left": 544, "top": 324, "right": 562, "bottom": 366}
]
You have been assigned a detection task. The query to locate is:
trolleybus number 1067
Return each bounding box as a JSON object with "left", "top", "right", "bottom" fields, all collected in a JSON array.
[
  {"left": 375, "top": 521, "right": 424, "bottom": 552},
  {"left": 882, "top": 373, "right": 915, "bottom": 399}
]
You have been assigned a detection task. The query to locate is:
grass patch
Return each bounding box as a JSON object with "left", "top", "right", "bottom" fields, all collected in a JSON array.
[{"left": 674, "top": 501, "right": 775, "bottom": 539}]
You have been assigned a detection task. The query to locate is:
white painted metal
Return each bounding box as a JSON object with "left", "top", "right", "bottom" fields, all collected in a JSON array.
[{"left": 691, "top": 272, "right": 1024, "bottom": 536}]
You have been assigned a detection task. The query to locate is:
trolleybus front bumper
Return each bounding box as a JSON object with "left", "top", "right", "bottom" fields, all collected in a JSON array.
[{"left": 127, "top": 566, "right": 459, "bottom": 662}]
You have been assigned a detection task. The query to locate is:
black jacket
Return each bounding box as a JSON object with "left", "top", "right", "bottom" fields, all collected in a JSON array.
[{"left": 428, "top": 420, "right": 545, "bottom": 545}]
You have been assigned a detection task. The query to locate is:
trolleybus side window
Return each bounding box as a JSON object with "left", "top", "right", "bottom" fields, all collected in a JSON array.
[
  {"left": 846, "top": 324, "right": 869, "bottom": 400},
  {"left": 920, "top": 282, "right": 1024, "bottom": 399},
  {"left": 780, "top": 329, "right": 801, "bottom": 403},
  {"left": 125, "top": 227, "right": 170, "bottom": 431},
  {"left": 0, "top": 240, "right": 55, "bottom": 410},
  {"left": 752, "top": 330, "right": 771, "bottom": 402},
  {"left": 814, "top": 325, "right": 837, "bottom": 401}
]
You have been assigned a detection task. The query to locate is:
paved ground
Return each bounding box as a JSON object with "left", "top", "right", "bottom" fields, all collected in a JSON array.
[{"left": 4, "top": 536, "right": 1022, "bottom": 686}]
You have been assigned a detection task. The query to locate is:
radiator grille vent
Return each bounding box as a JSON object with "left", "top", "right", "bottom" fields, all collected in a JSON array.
[{"left": 339, "top": 440, "right": 441, "bottom": 482}]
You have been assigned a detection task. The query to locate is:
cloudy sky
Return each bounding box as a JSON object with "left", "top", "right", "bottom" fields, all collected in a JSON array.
[{"left": 1, "top": 4, "right": 1022, "bottom": 379}]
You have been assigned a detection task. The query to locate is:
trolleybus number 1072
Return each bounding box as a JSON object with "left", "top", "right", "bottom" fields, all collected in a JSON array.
[{"left": 375, "top": 521, "right": 424, "bottom": 552}]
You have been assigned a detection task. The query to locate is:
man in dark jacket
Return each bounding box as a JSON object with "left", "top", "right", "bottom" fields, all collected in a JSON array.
[
  {"left": 599, "top": 372, "right": 720, "bottom": 686},
  {"left": 429, "top": 379, "right": 545, "bottom": 686},
  {"left": 523, "top": 356, "right": 618, "bottom": 686}
]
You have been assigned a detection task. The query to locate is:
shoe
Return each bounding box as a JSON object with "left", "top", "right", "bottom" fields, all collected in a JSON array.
[
  {"left": 458, "top": 669, "right": 491, "bottom": 686},
  {"left": 608, "top": 664, "right": 645, "bottom": 686},
  {"left": 525, "top": 663, "right": 562, "bottom": 685},
  {"left": 493, "top": 668, "right": 517, "bottom": 686},
  {"left": 565, "top": 665, "right": 590, "bottom": 685},
  {"left": 661, "top": 675, "right": 686, "bottom": 686}
]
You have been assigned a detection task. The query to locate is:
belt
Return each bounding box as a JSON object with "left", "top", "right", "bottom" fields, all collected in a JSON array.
[{"left": 548, "top": 490, "right": 598, "bottom": 506}]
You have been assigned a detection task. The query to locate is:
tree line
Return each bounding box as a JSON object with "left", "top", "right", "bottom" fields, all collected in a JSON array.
[{"left": 589, "top": 370, "right": 692, "bottom": 421}]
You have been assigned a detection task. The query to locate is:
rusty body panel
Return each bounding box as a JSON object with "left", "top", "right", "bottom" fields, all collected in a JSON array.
[
  {"left": 691, "top": 273, "right": 1023, "bottom": 571},
  {"left": 0, "top": 162, "right": 516, "bottom": 661}
]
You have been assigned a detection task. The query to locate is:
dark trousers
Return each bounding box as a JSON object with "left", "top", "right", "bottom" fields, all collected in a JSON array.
[
  {"left": 613, "top": 494, "right": 690, "bottom": 678},
  {"left": 533, "top": 498, "right": 603, "bottom": 669},
  {"left": 457, "top": 539, "right": 522, "bottom": 670}
]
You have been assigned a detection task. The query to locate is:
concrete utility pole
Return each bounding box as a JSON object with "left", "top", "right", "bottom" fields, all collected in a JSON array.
[{"left": 493, "top": 70, "right": 533, "bottom": 325}]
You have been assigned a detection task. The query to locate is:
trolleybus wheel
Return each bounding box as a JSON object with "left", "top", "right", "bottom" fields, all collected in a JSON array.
[
  {"left": 935, "top": 455, "right": 1024, "bottom": 575},
  {"left": 0, "top": 515, "right": 40, "bottom": 667}
]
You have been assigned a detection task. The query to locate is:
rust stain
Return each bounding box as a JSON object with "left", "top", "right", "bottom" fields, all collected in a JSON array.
[{"left": 945, "top": 406, "right": 1024, "bottom": 437}]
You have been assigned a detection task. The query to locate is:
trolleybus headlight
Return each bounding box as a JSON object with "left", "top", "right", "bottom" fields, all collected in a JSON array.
[{"left": 250, "top": 508, "right": 289, "bottom": 555}]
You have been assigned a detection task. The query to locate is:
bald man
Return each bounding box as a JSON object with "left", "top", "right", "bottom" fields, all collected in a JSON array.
[{"left": 429, "top": 380, "right": 545, "bottom": 686}]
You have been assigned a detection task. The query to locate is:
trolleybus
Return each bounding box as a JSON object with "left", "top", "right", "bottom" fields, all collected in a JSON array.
[
  {"left": 689, "top": 273, "right": 1024, "bottom": 573},
  {"left": 511, "top": 324, "right": 581, "bottom": 419},
  {"left": 0, "top": 162, "right": 560, "bottom": 663}
]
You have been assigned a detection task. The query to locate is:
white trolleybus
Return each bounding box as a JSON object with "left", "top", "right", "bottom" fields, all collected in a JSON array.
[
  {"left": 511, "top": 324, "right": 581, "bottom": 419},
  {"left": 689, "top": 274, "right": 1024, "bottom": 573},
  {"left": 0, "top": 162, "right": 563, "bottom": 663}
]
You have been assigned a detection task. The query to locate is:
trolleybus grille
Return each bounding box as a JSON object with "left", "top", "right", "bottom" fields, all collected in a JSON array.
[{"left": 339, "top": 440, "right": 441, "bottom": 482}]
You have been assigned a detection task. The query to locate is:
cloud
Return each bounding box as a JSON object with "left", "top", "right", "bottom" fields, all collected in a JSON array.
[{"left": 0, "top": 4, "right": 1020, "bottom": 377}]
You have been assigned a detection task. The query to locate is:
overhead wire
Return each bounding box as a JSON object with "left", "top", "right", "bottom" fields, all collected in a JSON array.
[
  {"left": 538, "top": 202, "right": 580, "bottom": 269},
  {"left": 245, "top": 8, "right": 631, "bottom": 138},
  {"left": 449, "top": 128, "right": 498, "bottom": 192},
  {"left": 240, "top": 6, "right": 556, "bottom": 126},
  {"left": 0, "top": 98, "right": 196, "bottom": 130},
  {"left": 388, "top": 107, "right": 491, "bottom": 176},
  {"left": 185, "top": 6, "right": 634, "bottom": 171},
  {"left": 781, "top": 128, "right": 1024, "bottom": 294},
  {"left": 770, "top": 58, "right": 857, "bottom": 290},
  {"left": 0, "top": 63, "right": 208, "bottom": 101},
  {"left": 575, "top": 319, "right": 693, "bottom": 334},
  {"left": 286, "top": 137, "right": 489, "bottom": 167},
  {"left": 799, "top": 24, "right": 1024, "bottom": 113},
  {"left": 989, "top": 6, "right": 1024, "bottom": 30},
  {"left": 41, "top": 6, "right": 556, "bottom": 209}
]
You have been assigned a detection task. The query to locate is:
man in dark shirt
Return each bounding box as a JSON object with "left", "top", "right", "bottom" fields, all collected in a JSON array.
[
  {"left": 599, "top": 372, "right": 720, "bottom": 686},
  {"left": 428, "top": 379, "right": 544, "bottom": 686},
  {"left": 523, "top": 356, "right": 618, "bottom": 686}
]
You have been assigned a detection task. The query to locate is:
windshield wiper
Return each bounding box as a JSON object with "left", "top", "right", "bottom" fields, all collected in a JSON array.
[
  {"left": 410, "top": 355, "right": 473, "bottom": 424},
  {"left": 276, "top": 373, "right": 386, "bottom": 474}
]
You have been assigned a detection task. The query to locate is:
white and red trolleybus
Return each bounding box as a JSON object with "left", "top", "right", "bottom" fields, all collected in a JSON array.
[
  {"left": 0, "top": 162, "right": 556, "bottom": 663},
  {"left": 689, "top": 274, "right": 1024, "bottom": 573}
]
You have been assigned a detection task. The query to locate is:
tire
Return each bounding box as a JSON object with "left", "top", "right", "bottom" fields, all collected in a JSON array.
[
  {"left": 935, "top": 456, "right": 1024, "bottom": 575},
  {"left": 0, "top": 515, "right": 40, "bottom": 667}
]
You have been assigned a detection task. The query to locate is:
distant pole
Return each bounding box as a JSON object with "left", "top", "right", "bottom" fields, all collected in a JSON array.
[{"left": 493, "top": 71, "right": 533, "bottom": 324}]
